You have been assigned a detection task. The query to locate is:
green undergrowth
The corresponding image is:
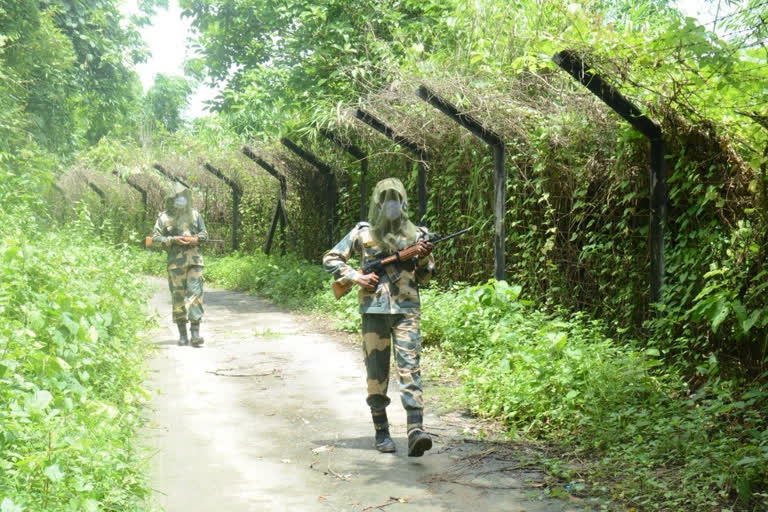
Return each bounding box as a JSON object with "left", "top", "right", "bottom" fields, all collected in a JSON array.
[
  {"left": 205, "top": 251, "right": 767, "bottom": 510},
  {"left": 205, "top": 252, "right": 361, "bottom": 331},
  {"left": 0, "top": 216, "right": 153, "bottom": 511}
]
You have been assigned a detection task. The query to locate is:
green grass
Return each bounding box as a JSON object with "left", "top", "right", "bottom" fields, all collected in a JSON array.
[{"left": 204, "top": 251, "right": 768, "bottom": 511}]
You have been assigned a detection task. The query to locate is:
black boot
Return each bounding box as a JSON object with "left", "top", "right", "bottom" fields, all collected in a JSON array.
[
  {"left": 372, "top": 409, "right": 396, "bottom": 453},
  {"left": 177, "top": 322, "right": 188, "bottom": 346},
  {"left": 190, "top": 322, "right": 204, "bottom": 347},
  {"left": 407, "top": 409, "right": 432, "bottom": 457}
]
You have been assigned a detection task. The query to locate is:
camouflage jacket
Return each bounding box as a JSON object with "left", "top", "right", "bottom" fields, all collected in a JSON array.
[
  {"left": 322, "top": 222, "right": 435, "bottom": 314},
  {"left": 151, "top": 209, "right": 209, "bottom": 269}
]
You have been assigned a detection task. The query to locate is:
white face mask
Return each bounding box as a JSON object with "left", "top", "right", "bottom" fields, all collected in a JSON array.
[
  {"left": 174, "top": 196, "right": 187, "bottom": 209},
  {"left": 383, "top": 199, "right": 402, "bottom": 220}
]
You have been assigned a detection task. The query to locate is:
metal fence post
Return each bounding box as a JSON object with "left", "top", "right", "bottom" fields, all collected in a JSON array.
[
  {"left": 201, "top": 161, "right": 243, "bottom": 250},
  {"left": 321, "top": 128, "right": 369, "bottom": 221},
  {"left": 552, "top": 49, "right": 667, "bottom": 304},
  {"left": 113, "top": 170, "right": 147, "bottom": 228},
  {"left": 241, "top": 145, "right": 290, "bottom": 255},
  {"left": 153, "top": 163, "right": 191, "bottom": 189},
  {"left": 416, "top": 85, "right": 505, "bottom": 281},
  {"left": 280, "top": 137, "right": 337, "bottom": 248},
  {"left": 354, "top": 109, "right": 429, "bottom": 224}
]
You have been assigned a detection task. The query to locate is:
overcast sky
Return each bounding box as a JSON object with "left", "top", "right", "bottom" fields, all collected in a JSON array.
[
  {"left": 122, "top": 0, "right": 220, "bottom": 119},
  {"left": 124, "top": 0, "right": 722, "bottom": 120}
]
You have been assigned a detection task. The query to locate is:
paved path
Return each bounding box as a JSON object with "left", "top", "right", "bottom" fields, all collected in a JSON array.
[{"left": 141, "top": 277, "right": 583, "bottom": 511}]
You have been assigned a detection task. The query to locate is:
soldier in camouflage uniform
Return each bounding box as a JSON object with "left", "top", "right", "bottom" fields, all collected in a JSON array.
[
  {"left": 152, "top": 184, "right": 209, "bottom": 347},
  {"left": 323, "top": 178, "right": 435, "bottom": 457}
]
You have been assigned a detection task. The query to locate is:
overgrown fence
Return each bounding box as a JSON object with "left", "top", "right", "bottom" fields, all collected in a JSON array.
[{"left": 53, "top": 51, "right": 768, "bottom": 373}]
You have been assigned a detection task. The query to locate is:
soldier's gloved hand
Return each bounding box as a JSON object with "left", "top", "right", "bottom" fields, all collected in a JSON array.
[
  {"left": 356, "top": 272, "right": 379, "bottom": 291},
  {"left": 415, "top": 240, "right": 434, "bottom": 258}
]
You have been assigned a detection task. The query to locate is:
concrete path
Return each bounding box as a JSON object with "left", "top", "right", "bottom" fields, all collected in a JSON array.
[{"left": 141, "top": 277, "right": 584, "bottom": 511}]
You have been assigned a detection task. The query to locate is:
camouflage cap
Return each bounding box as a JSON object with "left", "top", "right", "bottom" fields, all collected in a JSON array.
[
  {"left": 368, "top": 178, "right": 419, "bottom": 252},
  {"left": 164, "top": 183, "right": 192, "bottom": 211}
]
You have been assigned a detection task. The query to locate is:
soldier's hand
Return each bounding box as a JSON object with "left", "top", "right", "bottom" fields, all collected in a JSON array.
[
  {"left": 174, "top": 236, "right": 191, "bottom": 245},
  {"left": 416, "top": 240, "right": 434, "bottom": 257},
  {"left": 185, "top": 236, "right": 200, "bottom": 246},
  {"left": 356, "top": 272, "right": 379, "bottom": 291}
]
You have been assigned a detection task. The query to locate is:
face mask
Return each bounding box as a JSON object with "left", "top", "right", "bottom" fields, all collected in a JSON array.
[
  {"left": 382, "top": 199, "right": 402, "bottom": 220},
  {"left": 174, "top": 196, "right": 187, "bottom": 209}
]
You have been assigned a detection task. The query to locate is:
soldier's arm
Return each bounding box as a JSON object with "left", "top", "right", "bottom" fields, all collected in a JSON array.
[
  {"left": 151, "top": 214, "right": 174, "bottom": 247},
  {"left": 415, "top": 228, "right": 435, "bottom": 285},
  {"left": 322, "top": 226, "right": 362, "bottom": 285},
  {"left": 195, "top": 212, "right": 209, "bottom": 242}
]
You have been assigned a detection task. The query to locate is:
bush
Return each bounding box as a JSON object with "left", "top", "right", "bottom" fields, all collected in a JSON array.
[
  {"left": 203, "top": 250, "right": 768, "bottom": 509},
  {"left": 424, "top": 280, "right": 768, "bottom": 510},
  {"left": 0, "top": 219, "right": 152, "bottom": 511}
]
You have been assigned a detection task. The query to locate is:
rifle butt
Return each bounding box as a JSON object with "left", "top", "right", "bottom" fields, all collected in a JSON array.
[{"left": 332, "top": 280, "right": 354, "bottom": 300}]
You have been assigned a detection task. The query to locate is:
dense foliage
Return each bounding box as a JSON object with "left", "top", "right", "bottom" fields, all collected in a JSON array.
[
  {"left": 169, "top": 0, "right": 768, "bottom": 379},
  {"left": 0, "top": 0, "right": 168, "bottom": 153},
  {"left": 0, "top": 1, "right": 164, "bottom": 509},
  {"left": 142, "top": 73, "right": 194, "bottom": 133},
  {"left": 204, "top": 252, "right": 768, "bottom": 510},
  {"left": 0, "top": 144, "right": 154, "bottom": 509},
  {"left": 0, "top": 220, "right": 153, "bottom": 511},
  {"left": 6, "top": 0, "right": 768, "bottom": 509}
]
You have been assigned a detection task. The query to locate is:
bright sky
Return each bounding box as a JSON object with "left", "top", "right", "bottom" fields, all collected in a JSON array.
[
  {"left": 121, "top": 0, "right": 221, "bottom": 119},
  {"left": 675, "top": 0, "right": 739, "bottom": 33}
]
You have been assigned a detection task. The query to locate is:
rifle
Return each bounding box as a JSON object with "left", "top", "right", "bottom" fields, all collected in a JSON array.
[
  {"left": 145, "top": 236, "right": 225, "bottom": 248},
  {"left": 332, "top": 227, "right": 471, "bottom": 300}
]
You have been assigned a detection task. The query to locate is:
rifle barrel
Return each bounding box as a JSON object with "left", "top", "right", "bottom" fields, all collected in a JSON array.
[{"left": 431, "top": 227, "right": 471, "bottom": 244}]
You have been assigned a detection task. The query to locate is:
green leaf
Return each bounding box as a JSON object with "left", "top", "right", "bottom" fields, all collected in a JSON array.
[
  {"left": 83, "top": 500, "right": 99, "bottom": 512},
  {"left": 25, "top": 390, "right": 53, "bottom": 414},
  {"left": 548, "top": 332, "right": 568, "bottom": 352},
  {"left": 1, "top": 498, "right": 23, "bottom": 512},
  {"left": 709, "top": 298, "right": 729, "bottom": 333},
  {"left": 731, "top": 300, "right": 746, "bottom": 324},
  {"left": 44, "top": 463, "right": 64, "bottom": 482},
  {"left": 742, "top": 310, "right": 760, "bottom": 334}
]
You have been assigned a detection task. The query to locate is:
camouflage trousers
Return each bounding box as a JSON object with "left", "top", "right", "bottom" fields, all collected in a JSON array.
[
  {"left": 361, "top": 313, "right": 423, "bottom": 413},
  {"left": 167, "top": 265, "right": 204, "bottom": 323}
]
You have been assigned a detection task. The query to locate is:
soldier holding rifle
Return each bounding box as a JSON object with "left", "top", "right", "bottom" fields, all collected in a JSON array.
[
  {"left": 151, "top": 184, "right": 209, "bottom": 347},
  {"left": 323, "top": 178, "right": 436, "bottom": 457}
]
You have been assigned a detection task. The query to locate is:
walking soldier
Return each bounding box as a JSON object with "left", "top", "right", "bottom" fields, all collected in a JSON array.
[
  {"left": 323, "top": 178, "right": 435, "bottom": 457},
  {"left": 152, "top": 184, "right": 209, "bottom": 347}
]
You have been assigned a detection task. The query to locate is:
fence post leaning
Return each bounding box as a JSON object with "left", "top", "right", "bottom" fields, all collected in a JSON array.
[
  {"left": 280, "top": 137, "right": 336, "bottom": 249},
  {"left": 112, "top": 170, "right": 148, "bottom": 229},
  {"left": 241, "top": 145, "right": 289, "bottom": 255},
  {"left": 320, "top": 128, "right": 368, "bottom": 221},
  {"left": 552, "top": 49, "right": 667, "bottom": 304},
  {"left": 201, "top": 161, "right": 243, "bottom": 250},
  {"left": 152, "top": 163, "right": 191, "bottom": 189},
  {"left": 354, "top": 109, "right": 429, "bottom": 225},
  {"left": 416, "top": 85, "right": 505, "bottom": 282}
]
